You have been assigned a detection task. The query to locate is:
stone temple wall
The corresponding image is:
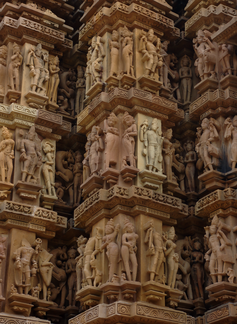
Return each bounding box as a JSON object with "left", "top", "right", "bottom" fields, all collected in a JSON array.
[{"left": 0, "top": 0, "right": 237, "bottom": 323}]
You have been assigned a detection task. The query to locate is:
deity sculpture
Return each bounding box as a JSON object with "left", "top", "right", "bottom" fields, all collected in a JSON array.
[
  {"left": 195, "top": 118, "right": 220, "bottom": 172},
  {"left": 163, "top": 129, "right": 175, "bottom": 181},
  {"left": 27, "top": 43, "right": 49, "bottom": 95},
  {"left": 122, "top": 112, "right": 137, "bottom": 168},
  {"left": 204, "top": 216, "right": 233, "bottom": 283},
  {"left": 166, "top": 53, "right": 181, "bottom": 102},
  {"left": 140, "top": 118, "right": 164, "bottom": 173},
  {"left": 179, "top": 55, "right": 192, "bottom": 103},
  {"left": 224, "top": 116, "right": 237, "bottom": 169},
  {"left": 59, "top": 69, "right": 76, "bottom": 115},
  {"left": 121, "top": 218, "right": 138, "bottom": 281},
  {"left": 0, "top": 235, "right": 6, "bottom": 298},
  {"left": 85, "top": 48, "right": 92, "bottom": 93},
  {"left": 104, "top": 113, "right": 119, "bottom": 169},
  {"left": 89, "top": 36, "right": 105, "bottom": 85},
  {"left": 83, "top": 133, "right": 91, "bottom": 183},
  {"left": 18, "top": 126, "right": 42, "bottom": 183},
  {"left": 76, "top": 235, "right": 88, "bottom": 291},
  {"left": 139, "top": 29, "right": 163, "bottom": 80},
  {"left": 8, "top": 43, "right": 23, "bottom": 91},
  {"left": 84, "top": 227, "right": 103, "bottom": 286},
  {"left": 219, "top": 44, "right": 231, "bottom": 77},
  {"left": 73, "top": 150, "right": 83, "bottom": 206},
  {"left": 121, "top": 26, "right": 134, "bottom": 77},
  {"left": 13, "top": 238, "right": 37, "bottom": 294},
  {"left": 88, "top": 126, "right": 104, "bottom": 176},
  {"left": 42, "top": 141, "right": 56, "bottom": 196},
  {"left": 66, "top": 247, "right": 77, "bottom": 306},
  {"left": 101, "top": 219, "right": 120, "bottom": 282},
  {"left": 159, "top": 40, "right": 170, "bottom": 88},
  {"left": 48, "top": 56, "right": 60, "bottom": 104},
  {"left": 144, "top": 220, "right": 166, "bottom": 281},
  {"left": 0, "top": 45, "right": 7, "bottom": 95},
  {"left": 165, "top": 227, "right": 179, "bottom": 289},
  {"left": 184, "top": 141, "right": 196, "bottom": 192},
  {"left": 109, "top": 30, "right": 120, "bottom": 77},
  {"left": 75, "top": 66, "right": 85, "bottom": 114},
  {"left": 0, "top": 127, "right": 15, "bottom": 183},
  {"left": 191, "top": 237, "right": 204, "bottom": 299}
]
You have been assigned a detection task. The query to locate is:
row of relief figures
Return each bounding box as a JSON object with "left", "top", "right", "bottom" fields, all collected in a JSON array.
[
  {"left": 0, "top": 42, "right": 84, "bottom": 115},
  {"left": 2, "top": 112, "right": 237, "bottom": 206},
  {"left": 4, "top": 213, "right": 237, "bottom": 312}
]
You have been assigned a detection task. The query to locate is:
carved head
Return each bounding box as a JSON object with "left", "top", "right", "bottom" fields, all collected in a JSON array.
[
  {"left": 123, "top": 217, "right": 134, "bottom": 233},
  {"left": 201, "top": 118, "right": 209, "bottom": 130},
  {"left": 123, "top": 112, "right": 134, "bottom": 127},
  {"left": 96, "top": 227, "right": 103, "bottom": 237},
  {"left": 185, "top": 140, "right": 194, "bottom": 152},
  {"left": 147, "top": 29, "right": 155, "bottom": 42},
  {"left": 107, "top": 113, "right": 118, "bottom": 127},
  {"left": 27, "top": 126, "right": 36, "bottom": 141},
  {"left": 151, "top": 118, "right": 159, "bottom": 131},
  {"left": 75, "top": 150, "right": 83, "bottom": 162},
  {"left": 0, "top": 45, "right": 7, "bottom": 59},
  {"left": 77, "top": 235, "right": 87, "bottom": 246},
  {"left": 193, "top": 237, "right": 202, "bottom": 251},
  {"left": 180, "top": 55, "right": 191, "bottom": 68},
  {"left": 1, "top": 126, "right": 11, "bottom": 139},
  {"left": 67, "top": 247, "right": 77, "bottom": 259},
  {"left": 13, "top": 42, "right": 20, "bottom": 55},
  {"left": 35, "top": 43, "right": 42, "bottom": 56},
  {"left": 91, "top": 36, "right": 97, "bottom": 49},
  {"left": 105, "top": 218, "right": 115, "bottom": 234},
  {"left": 111, "top": 30, "right": 119, "bottom": 41},
  {"left": 164, "top": 128, "right": 172, "bottom": 140},
  {"left": 196, "top": 30, "right": 205, "bottom": 43},
  {"left": 167, "top": 226, "right": 175, "bottom": 240},
  {"left": 233, "top": 115, "right": 237, "bottom": 127},
  {"left": 43, "top": 141, "right": 54, "bottom": 154},
  {"left": 121, "top": 26, "right": 132, "bottom": 38}
]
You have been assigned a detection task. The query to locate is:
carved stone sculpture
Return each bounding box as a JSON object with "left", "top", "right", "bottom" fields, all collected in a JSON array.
[
  {"left": 184, "top": 141, "right": 196, "bottom": 192},
  {"left": 104, "top": 113, "right": 119, "bottom": 169},
  {"left": 165, "top": 227, "right": 179, "bottom": 289},
  {"left": 0, "top": 45, "right": 7, "bottom": 95},
  {"left": 166, "top": 53, "right": 181, "bottom": 102},
  {"left": 18, "top": 126, "right": 42, "bottom": 183},
  {"left": 219, "top": 44, "right": 231, "bottom": 77},
  {"left": 75, "top": 66, "right": 85, "bottom": 114},
  {"left": 83, "top": 133, "right": 91, "bottom": 183},
  {"left": 88, "top": 126, "right": 104, "bottom": 176},
  {"left": 179, "top": 55, "right": 192, "bottom": 103},
  {"left": 191, "top": 237, "right": 204, "bottom": 299},
  {"left": 48, "top": 56, "right": 60, "bottom": 104},
  {"left": 73, "top": 151, "right": 83, "bottom": 206},
  {"left": 144, "top": 220, "right": 166, "bottom": 281},
  {"left": 109, "top": 30, "right": 120, "bottom": 77},
  {"left": 139, "top": 29, "right": 162, "bottom": 80},
  {"left": 163, "top": 129, "right": 175, "bottom": 181},
  {"left": 42, "top": 140, "right": 56, "bottom": 196},
  {"left": 159, "top": 40, "right": 170, "bottom": 88},
  {"left": 27, "top": 43, "right": 49, "bottom": 95},
  {"left": 66, "top": 247, "right": 77, "bottom": 306},
  {"left": 122, "top": 112, "right": 137, "bottom": 167},
  {"left": 121, "top": 218, "right": 138, "bottom": 281},
  {"left": 87, "top": 36, "right": 105, "bottom": 86},
  {"left": 0, "top": 235, "right": 6, "bottom": 298},
  {"left": 13, "top": 238, "right": 37, "bottom": 294},
  {"left": 140, "top": 118, "right": 164, "bottom": 173},
  {"left": 224, "top": 116, "right": 237, "bottom": 169},
  {"left": 204, "top": 216, "right": 233, "bottom": 283},
  {"left": 59, "top": 69, "right": 76, "bottom": 115},
  {"left": 101, "top": 219, "right": 120, "bottom": 282},
  {"left": 0, "top": 127, "right": 15, "bottom": 183},
  {"left": 195, "top": 118, "right": 220, "bottom": 172},
  {"left": 121, "top": 26, "right": 134, "bottom": 77},
  {"left": 76, "top": 236, "right": 88, "bottom": 291},
  {"left": 8, "top": 43, "right": 23, "bottom": 91}
]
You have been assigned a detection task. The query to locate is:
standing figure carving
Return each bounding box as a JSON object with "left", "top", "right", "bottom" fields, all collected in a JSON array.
[
  {"left": 163, "top": 129, "right": 174, "bottom": 181},
  {"left": 83, "top": 133, "right": 91, "bottom": 183},
  {"left": 109, "top": 30, "right": 120, "bottom": 77},
  {"left": 42, "top": 141, "right": 56, "bottom": 196},
  {"left": 90, "top": 36, "right": 105, "bottom": 84},
  {"left": 73, "top": 150, "right": 83, "bottom": 206},
  {"left": 8, "top": 43, "right": 23, "bottom": 91},
  {"left": 48, "top": 56, "right": 60, "bottom": 104},
  {"left": 179, "top": 55, "right": 192, "bottom": 103},
  {"left": 59, "top": 69, "right": 76, "bottom": 116},
  {"left": 104, "top": 113, "right": 119, "bottom": 169},
  {"left": 89, "top": 126, "right": 104, "bottom": 176},
  {"left": 0, "top": 235, "right": 6, "bottom": 298},
  {"left": 191, "top": 237, "right": 204, "bottom": 299},
  {"left": 18, "top": 126, "right": 42, "bottom": 183},
  {"left": 224, "top": 116, "right": 237, "bottom": 169},
  {"left": 75, "top": 66, "right": 85, "bottom": 114},
  {"left": 0, "top": 45, "right": 7, "bottom": 95},
  {"left": 144, "top": 221, "right": 166, "bottom": 282},
  {"left": 76, "top": 236, "right": 87, "bottom": 291},
  {"left": 184, "top": 141, "right": 196, "bottom": 192},
  {"left": 121, "top": 26, "right": 134, "bottom": 77},
  {"left": 0, "top": 127, "right": 14, "bottom": 183},
  {"left": 139, "top": 29, "right": 163, "bottom": 80},
  {"left": 66, "top": 247, "right": 77, "bottom": 306},
  {"left": 165, "top": 227, "right": 179, "bottom": 289},
  {"left": 195, "top": 118, "right": 220, "bottom": 172},
  {"left": 140, "top": 118, "right": 164, "bottom": 173},
  {"left": 101, "top": 219, "right": 120, "bottom": 282},
  {"left": 27, "top": 43, "right": 49, "bottom": 95},
  {"left": 121, "top": 218, "right": 138, "bottom": 281},
  {"left": 122, "top": 112, "right": 137, "bottom": 168}
]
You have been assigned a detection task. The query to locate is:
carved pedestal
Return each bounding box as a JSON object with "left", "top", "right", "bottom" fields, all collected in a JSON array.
[
  {"left": 101, "top": 168, "right": 120, "bottom": 186},
  {"left": 100, "top": 282, "right": 120, "bottom": 303},
  {"left": 15, "top": 181, "right": 42, "bottom": 202},
  {"left": 75, "top": 286, "right": 102, "bottom": 308},
  {"left": 9, "top": 293, "right": 38, "bottom": 317},
  {"left": 40, "top": 194, "right": 58, "bottom": 210},
  {"left": 139, "top": 170, "right": 166, "bottom": 190},
  {"left": 0, "top": 182, "right": 14, "bottom": 200},
  {"left": 166, "top": 288, "right": 183, "bottom": 308},
  {"left": 25, "top": 91, "right": 48, "bottom": 110},
  {"left": 81, "top": 175, "right": 103, "bottom": 198},
  {"left": 194, "top": 78, "right": 219, "bottom": 96},
  {"left": 120, "top": 281, "right": 141, "bottom": 302},
  {"left": 86, "top": 82, "right": 103, "bottom": 100},
  {"left": 120, "top": 166, "right": 139, "bottom": 183},
  {"left": 143, "top": 281, "right": 167, "bottom": 305},
  {"left": 220, "top": 74, "right": 237, "bottom": 91},
  {"left": 159, "top": 87, "right": 171, "bottom": 99},
  {"left": 198, "top": 171, "right": 225, "bottom": 192},
  {"left": 120, "top": 75, "right": 136, "bottom": 90},
  {"left": 138, "top": 76, "right": 162, "bottom": 94},
  {"left": 106, "top": 76, "right": 119, "bottom": 91},
  {"left": 33, "top": 299, "right": 54, "bottom": 318},
  {"left": 205, "top": 282, "right": 237, "bottom": 308},
  {"left": 193, "top": 298, "right": 205, "bottom": 316},
  {"left": 163, "top": 180, "right": 179, "bottom": 196},
  {"left": 6, "top": 90, "right": 21, "bottom": 104},
  {"left": 177, "top": 299, "right": 194, "bottom": 315}
]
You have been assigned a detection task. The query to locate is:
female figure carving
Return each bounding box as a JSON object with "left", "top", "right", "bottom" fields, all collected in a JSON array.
[
  {"left": 184, "top": 141, "right": 196, "bottom": 192},
  {"left": 165, "top": 227, "right": 179, "bottom": 289},
  {"left": 122, "top": 112, "right": 137, "bottom": 167},
  {"left": 121, "top": 26, "right": 134, "bottom": 77}
]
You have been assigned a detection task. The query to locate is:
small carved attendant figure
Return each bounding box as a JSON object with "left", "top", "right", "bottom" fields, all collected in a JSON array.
[
  {"left": 101, "top": 219, "right": 120, "bottom": 282},
  {"left": 122, "top": 112, "right": 137, "bottom": 167},
  {"left": 19, "top": 126, "right": 42, "bottom": 183},
  {"left": 27, "top": 43, "right": 49, "bottom": 95},
  {"left": 0, "top": 45, "right": 7, "bottom": 94},
  {"left": 179, "top": 55, "right": 192, "bottom": 103},
  {"left": 104, "top": 113, "right": 119, "bottom": 169},
  {"left": 42, "top": 141, "right": 56, "bottom": 196},
  {"left": 165, "top": 227, "right": 179, "bottom": 289},
  {"left": 121, "top": 218, "right": 138, "bottom": 281},
  {"left": 224, "top": 116, "right": 237, "bottom": 169},
  {"left": 13, "top": 238, "right": 37, "bottom": 295},
  {"left": 0, "top": 127, "right": 15, "bottom": 183},
  {"left": 121, "top": 26, "right": 134, "bottom": 77},
  {"left": 83, "top": 133, "right": 91, "bottom": 183},
  {"left": 144, "top": 220, "right": 166, "bottom": 281},
  {"left": 139, "top": 29, "right": 162, "bottom": 80},
  {"left": 66, "top": 247, "right": 77, "bottom": 306},
  {"left": 8, "top": 43, "right": 23, "bottom": 91},
  {"left": 109, "top": 30, "right": 120, "bottom": 77},
  {"left": 73, "top": 151, "right": 83, "bottom": 206},
  {"left": 76, "top": 235, "right": 87, "bottom": 291},
  {"left": 0, "top": 235, "right": 6, "bottom": 298},
  {"left": 184, "top": 141, "right": 196, "bottom": 192},
  {"left": 48, "top": 56, "right": 60, "bottom": 104},
  {"left": 163, "top": 129, "right": 174, "bottom": 181},
  {"left": 191, "top": 237, "right": 204, "bottom": 299},
  {"left": 75, "top": 66, "right": 85, "bottom": 114},
  {"left": 89, "top": 126, "right": 104, "bottom": 176}
]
